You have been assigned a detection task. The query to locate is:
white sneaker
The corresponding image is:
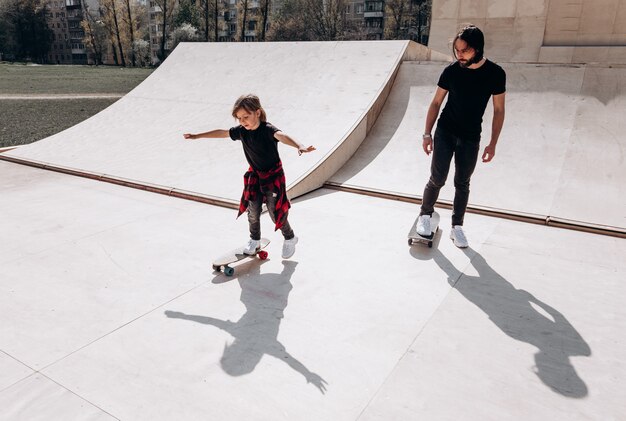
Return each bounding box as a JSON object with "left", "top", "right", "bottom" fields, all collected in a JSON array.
[
  {"left": 450, "top": 226, "right": 468, "bottom": 248},
  {"left": 243, "top": 239, "right": 260, "bottom": 255},
  {"left": 282, "top": 236, "right": 298, "bottom": 259},
  {"left": 416, "top": 215, "right": 432, "bottom": 236}
]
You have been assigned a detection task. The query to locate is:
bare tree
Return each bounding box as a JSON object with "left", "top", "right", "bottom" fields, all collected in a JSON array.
[
  {"left": 101, "top": 0, "right": 126, "bottom": 66},
  {"left": 122, "top": 0, "right": 136, "bottom": 66},
  {"left": 80, "top": 0, "right": 104, "bottom": 64},
  {"left": 259, "top": 0, "right": 269, "bottom": 41},
  {"left": 237, "top": 0, "right": 249, "bottom": 41},
  {"left": 411, "top": 0, "right": 430, "bottom": 44},
  {"left": 153, "top": 0, "right": 176, "bottom": 60},
  {"left": 213, "top": 0, "right": 218, "bottom": 41},
  {"left": 1, "top": 0, "right": 52, "bottom": 62},
  {"left": 301, "top": 0, "right": 349, "bottom": 41},
  {"left": 385, "top": 0, "right": 407, "bottom": 39},
  {"left": 266, "top": 0, "right": 308, "bottom": 41},
  {"left": 386, "top": 0, "right": 431, "bottom": 43},
  {"left": 197, "top": 0, "right": 223, "bottom": 42}
]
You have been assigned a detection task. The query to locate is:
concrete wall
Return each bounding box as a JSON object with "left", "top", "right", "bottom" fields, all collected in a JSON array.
[{"left": 429, "top": 0, "right": 626, "bottom": 64}]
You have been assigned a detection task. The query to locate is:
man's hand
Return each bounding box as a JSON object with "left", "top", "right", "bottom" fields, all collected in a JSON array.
[
  {"left": 298, "top": 145, "right": 316, "bottom": 156},
  {"left": 482, "top": 143, "right": 496, "bottom": 162},
  {"left": 183, "top": 133, "right": 195, "bottom": 140},
  {"left": 422, "top": 137, "right": 433, "bottom": 155}
]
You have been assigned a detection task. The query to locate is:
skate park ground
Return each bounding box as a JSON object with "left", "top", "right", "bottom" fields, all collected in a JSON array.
[{"left": 1, "top": 42, "right": 625, "bottom": 420}]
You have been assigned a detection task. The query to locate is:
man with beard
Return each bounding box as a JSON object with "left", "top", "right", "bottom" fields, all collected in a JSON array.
[{"left": 416, "top": 25, "right": 506, "bottom": 248}]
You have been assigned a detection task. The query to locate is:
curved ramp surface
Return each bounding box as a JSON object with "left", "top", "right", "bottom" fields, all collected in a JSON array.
[
  {"left": 1, "top": 41, "right": 444, "bottom": 204},
  {"left": 329, "top": 62, "right": 626, "bottom": 231}
]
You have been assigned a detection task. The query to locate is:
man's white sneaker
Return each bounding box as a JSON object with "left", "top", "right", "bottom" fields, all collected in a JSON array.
[
  {"left": 282, "top": 236, "right": 298, "bottom": 259},
  {"left": 243, "top": 239, "right": 260, "bottom": 255},
  {"left": 450, "top": 226, "right": 469, "bottom": 248},
  {"left": 416, "top": 215, "right": 432, "bottom": 236}
]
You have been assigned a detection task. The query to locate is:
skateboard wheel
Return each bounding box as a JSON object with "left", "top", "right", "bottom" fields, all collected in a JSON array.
[
  {"left": 408, "top": 239, "right": 413, "bottom": 246},
  {"left": 224, "top": 266, "right": 235, "bottom": 276},
  {"left": 212, "top": 264, "right": 221, "bottom": 272},
  {"left": 428, "top": 241, "right": 433, "bottom": 248},
  {"left": 258, "top": 250, "right": 268, "bottom": 260}
]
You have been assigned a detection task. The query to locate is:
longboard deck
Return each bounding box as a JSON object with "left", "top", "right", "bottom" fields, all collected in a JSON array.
[
  {"left": 212, "top": 238, "right": 270, "bottom": 275},
  {"left": 408, "top": 212, "right": 440, "bottom": 248}
]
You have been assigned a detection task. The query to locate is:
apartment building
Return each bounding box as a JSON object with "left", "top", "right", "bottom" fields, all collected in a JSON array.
[
  {"left": 344, "top": 0, "right": 384, "bottom": 40},
  {"left": 46, "top": 0, "right": 88, "bottom": 64},
  {"left": 217, "top": 0, "right": 269, "bottom": 43}
]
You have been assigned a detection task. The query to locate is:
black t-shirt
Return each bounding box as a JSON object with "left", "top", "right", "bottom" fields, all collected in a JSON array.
[
  {"left": 437, "top": 59, "right": 506, "bottom": 139},
  {"left": 229, "top": 121, "right": 281, "bottom": 171}
]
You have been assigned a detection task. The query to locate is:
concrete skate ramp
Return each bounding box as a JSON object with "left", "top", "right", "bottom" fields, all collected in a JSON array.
[
  {"left": 329, "top": 62, "right": 626, "bottom": 231},
  {"left": 0, "top": 41, "right": 448, "bottom": 205}
]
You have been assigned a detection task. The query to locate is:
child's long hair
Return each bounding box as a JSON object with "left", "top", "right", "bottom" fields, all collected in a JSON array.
[{"left": 232, "top": 94, "right": 267, "bottom": 122}]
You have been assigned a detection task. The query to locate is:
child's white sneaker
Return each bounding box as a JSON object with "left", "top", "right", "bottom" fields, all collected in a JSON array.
[
  {"left": 416, "top": 215, "right": 431, "bottom": 236},
  {"left": 282, "top": 236, "right": 298, "bottom": 259},
  {"left": 243, "top": 239, "right": 260, "bottom": 255},
  {"left": 450, "top": 226, "right": 468, "bottom": 248}
]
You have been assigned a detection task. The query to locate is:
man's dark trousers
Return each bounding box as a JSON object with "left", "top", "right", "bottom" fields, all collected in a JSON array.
[{"left": 420, "top": 127, "right": 480, "bottom": 226}]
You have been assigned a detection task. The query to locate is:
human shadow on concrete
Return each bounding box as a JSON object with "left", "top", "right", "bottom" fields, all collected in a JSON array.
[
  {"left": 165, "top": 260, "right": 327, "bottom": 394},
  {"left": 431, "top": 247, "right": 591, "bottom": 398}
]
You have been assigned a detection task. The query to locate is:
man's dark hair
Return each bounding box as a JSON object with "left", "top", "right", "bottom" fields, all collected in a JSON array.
[{"left": 453, "top": 25, "right": 485, "bottom": 65}]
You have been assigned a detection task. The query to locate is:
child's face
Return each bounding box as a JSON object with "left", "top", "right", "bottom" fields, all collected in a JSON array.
[{"left": 235, "top": 108, "right": 261, "bottom": 130}]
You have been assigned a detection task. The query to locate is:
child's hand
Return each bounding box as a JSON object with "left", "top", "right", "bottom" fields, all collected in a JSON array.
[
  {"left": 298, "top": 145, "right": 316, "bottom": 156},
  {"left": 183, "top": 133, "right": 195, "bottom": 140}
]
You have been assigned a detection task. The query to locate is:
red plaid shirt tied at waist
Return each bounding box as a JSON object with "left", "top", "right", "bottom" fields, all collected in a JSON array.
[{"left": 238, "top": 161, "right": 291, "bottom": 230}]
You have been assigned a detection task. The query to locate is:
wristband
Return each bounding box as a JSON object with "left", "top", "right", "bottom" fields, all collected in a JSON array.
[{"left": 422, "top": 133, "right": 432, "bottom": 139}]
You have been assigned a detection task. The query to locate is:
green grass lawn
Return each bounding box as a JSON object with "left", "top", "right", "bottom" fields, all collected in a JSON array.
[
  {"left": 0, "top": 99, "right": 118, "bottom": 147},
  {"left": 0, "top": 63, "right": 153, "bottom": 147},
  {"left": 0, "top": 63, "right": 153, "bottom": 94}
]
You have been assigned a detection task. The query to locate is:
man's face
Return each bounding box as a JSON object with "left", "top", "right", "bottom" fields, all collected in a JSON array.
[{"left": 454, "top": 39, "right": 476, "bottom": 68}]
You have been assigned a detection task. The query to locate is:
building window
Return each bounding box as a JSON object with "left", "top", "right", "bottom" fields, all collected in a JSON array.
[{"left": 356, "top": 4, "right": 364, "bottom": 13}]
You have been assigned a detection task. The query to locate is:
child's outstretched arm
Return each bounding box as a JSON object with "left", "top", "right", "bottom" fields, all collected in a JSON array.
[
  {"left": 274, "top": 131, "right": 316, "bottom": 156},
  {"left": 183, "top": 129, "right": 229, "bottom": 140}
]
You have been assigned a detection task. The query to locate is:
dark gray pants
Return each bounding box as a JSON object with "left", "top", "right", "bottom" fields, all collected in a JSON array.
[
  {"left": 248, "top": 191, "right": 294, "bottom": 240},
  {"left": 420, "top": 127, "right": 480, "bottom": 226}
]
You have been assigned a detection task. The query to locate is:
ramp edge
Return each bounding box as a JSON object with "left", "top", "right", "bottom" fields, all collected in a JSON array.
[
  {"left": 323, "top": 182, "right": 626, "bottom": 239},
  {"left": 0, "top": 154, "right": 239, "bottom": 210}
]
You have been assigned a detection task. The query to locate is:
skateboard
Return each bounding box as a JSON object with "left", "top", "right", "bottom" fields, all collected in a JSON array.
[
  {"left": 407, "top": 211, "right": 440, "bottom": 248},
  {"left": 212, "top": 238, "right": 270, "bottom": 276}
]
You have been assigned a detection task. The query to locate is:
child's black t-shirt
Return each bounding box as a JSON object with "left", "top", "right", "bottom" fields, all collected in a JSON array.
[
  {"left": 436, "top": 59, "right": 506, "bottom": 140},
  {"left": 229, "top": 122, "right": 281, "bottom": 171}
]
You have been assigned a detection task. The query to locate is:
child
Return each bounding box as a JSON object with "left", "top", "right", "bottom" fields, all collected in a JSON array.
[{"left": 183, "top": 94, "right": 315, "bottom": 259}]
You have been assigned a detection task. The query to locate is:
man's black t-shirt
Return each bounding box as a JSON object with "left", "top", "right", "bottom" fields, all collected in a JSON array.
[
  {"left": 437, "top": 59, "right": 506, "bottom": 140},
  {"left": 229, "top": 122, "right": 281, "bottom": 171}
]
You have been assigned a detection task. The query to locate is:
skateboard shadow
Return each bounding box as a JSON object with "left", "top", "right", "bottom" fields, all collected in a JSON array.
[
  {"left": 164, "top": 261, "right": 328, "bottom": 394},
  {"left": 408, "top": 229, "right": 443, "bottom": 259},
  {"left": 430, "top": 247, "right": 591, "bottom": 398}
]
